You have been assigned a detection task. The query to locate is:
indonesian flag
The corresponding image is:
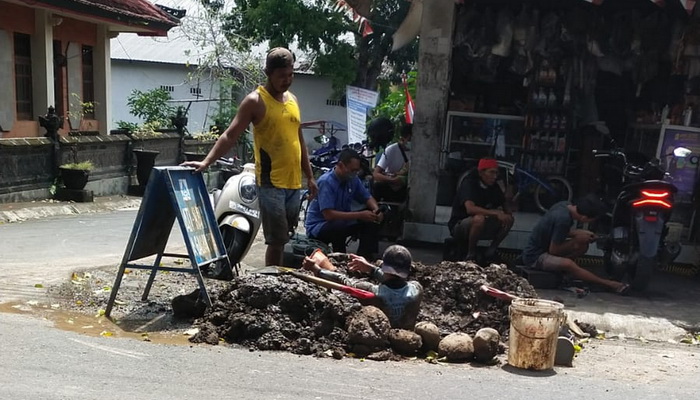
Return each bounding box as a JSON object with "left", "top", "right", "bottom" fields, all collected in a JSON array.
[
  {"left": 361, "top": 19, "right": 374, "bottom": 37},
  {"left": 402, "top": 73, "right": 415, "bottom": 124}
]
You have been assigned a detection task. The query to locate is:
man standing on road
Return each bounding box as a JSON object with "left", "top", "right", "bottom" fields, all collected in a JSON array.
[
  {"left": 448, "top": 158, "right": 514, "bottom": 263},
  {"left": 183, "top": 47, "right": 317, "bottom": 266},
  {"left": 521, "top": 194, "right": 629, "bottom": 294}
]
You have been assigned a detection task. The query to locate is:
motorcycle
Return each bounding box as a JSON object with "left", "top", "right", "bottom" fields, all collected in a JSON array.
[
  {"left": 593, "top": 145, "right": 691, "bottom": 291},
  {"left": 201, "top": 158, "right": 261, "bottom": 280}
]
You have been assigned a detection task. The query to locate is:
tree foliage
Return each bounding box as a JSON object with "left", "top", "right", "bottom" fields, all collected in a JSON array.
[
  {"left": 213, "top": 0, "right": 418, "bottom": 93},
  {"left": 373, "top": 70, "right": 416, "bottom": 125}
]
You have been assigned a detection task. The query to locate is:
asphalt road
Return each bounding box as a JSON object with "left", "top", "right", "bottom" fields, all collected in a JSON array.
[
  {"left": 1, "top": 311, "right": 698, "bottom": 400},
  {"left": 0, "top": 209, "right": 181, "bottom": 290}
]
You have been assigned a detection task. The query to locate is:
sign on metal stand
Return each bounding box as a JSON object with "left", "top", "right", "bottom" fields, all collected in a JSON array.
[{"left": 105, "top": 167, "right": 229, "bottom": 317}]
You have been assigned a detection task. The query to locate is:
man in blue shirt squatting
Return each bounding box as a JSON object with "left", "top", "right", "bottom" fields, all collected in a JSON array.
[
  {"left": 302, "top": 244, "right": 424, "bottom": 330},
  {"left": 305, "top": 148, "right": 383, "bottom": 260}
]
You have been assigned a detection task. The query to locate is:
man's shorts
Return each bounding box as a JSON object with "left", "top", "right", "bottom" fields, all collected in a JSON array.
[
  {"left": 529, "top": 253, "right": 567, "bottom": 272},
  {"left": 258, "top": 186, "right": 301, "bottom": 246},
  {"left": 451, "top": 216, "right": 502, "bottom": 242}
]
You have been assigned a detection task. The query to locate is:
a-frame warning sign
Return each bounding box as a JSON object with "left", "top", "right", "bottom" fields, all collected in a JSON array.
[{"left": 105, "top": 167, "right": 229, "bottom": 317}]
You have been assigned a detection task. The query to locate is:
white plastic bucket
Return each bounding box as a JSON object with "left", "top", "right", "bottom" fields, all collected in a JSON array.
[{"left": 508, "top": 298, "right": 565, "bottom": 371}]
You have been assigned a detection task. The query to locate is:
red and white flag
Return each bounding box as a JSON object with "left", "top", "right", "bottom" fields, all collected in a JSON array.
[
  {"left": 402, "top": 73, "right": 415, "bottom": 124},
  {"left": 361, "top": 19, "right": 374, "bottom": 37}
]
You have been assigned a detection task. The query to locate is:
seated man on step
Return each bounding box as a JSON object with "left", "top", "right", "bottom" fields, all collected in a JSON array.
[
  {"left": 305, "top": 149, "right": 383, "bottom": 259},
  {"left": 448, "top": 158, "right": 514, "bottom": 263},
  {"left": 372, "top": 123, "right": 411, "bottom": 203},
  {"left": 521, "top": 194, "right": 629, "bottom": 294}
]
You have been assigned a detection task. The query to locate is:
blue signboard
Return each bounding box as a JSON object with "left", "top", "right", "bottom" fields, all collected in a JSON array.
[
  {"left": 656, "top": 125, "right": 700, "bottom": 202},
  {"left": 106, "top": 167, "right": 229, "bottom": 317}
]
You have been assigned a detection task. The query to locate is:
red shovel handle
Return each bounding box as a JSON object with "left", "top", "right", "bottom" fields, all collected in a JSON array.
[
  {"left": 338, "top": 285, "right": 376, "bottom": 300},
  {"left": 480, "top": 285, "right": 519, "bottom": 302}
]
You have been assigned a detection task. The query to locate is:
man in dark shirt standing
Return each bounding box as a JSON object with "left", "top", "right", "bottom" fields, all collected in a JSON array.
[
  {"left": 521, "top": 194, "right": 628, "bottom": 294},
  {"left": 448, "top": 158, "right": 514, "bottom": 262}
]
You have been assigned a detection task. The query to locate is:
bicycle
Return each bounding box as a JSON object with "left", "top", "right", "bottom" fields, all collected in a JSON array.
[{"left": 456, "top": 160, "right": 572, "bottom": 213}]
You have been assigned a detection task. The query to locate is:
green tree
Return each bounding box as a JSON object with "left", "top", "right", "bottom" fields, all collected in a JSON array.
[
  {"left": 373, "top": 70, "right": 416, "bottom": 125},
  {"left": 214, "top": 0, "right": 418, "bottom": 93},
  {"left": 126, "top": 88, "right": 176, "bottom": 126}
]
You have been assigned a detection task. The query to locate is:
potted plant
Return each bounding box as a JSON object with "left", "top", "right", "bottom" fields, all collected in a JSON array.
[{"left": 58, "top": 160, "right": 94, "bottom": 191}]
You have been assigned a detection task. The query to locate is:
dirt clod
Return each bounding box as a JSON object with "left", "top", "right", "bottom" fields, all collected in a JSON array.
[
  {"left": 389, "top": 329, "right": 423, "bottom": 355},
  {"left": 473, "top": 328, "right": 501, "bottom": 363},
  {"left": 415, "top": 321, "right": 441, "bottom": 352},
  {"left": 439, "top": 332, "right": 474, "bottom": 361}
]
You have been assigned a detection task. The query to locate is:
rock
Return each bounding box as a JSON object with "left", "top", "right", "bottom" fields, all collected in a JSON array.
[
  {"left": 346, "top": 306, "right": 391, "bottom": 349},
  {"left": 473, "top": 328, "right": 500, "bottom": 362},
  {"left": 389, "top": 329, "right": 423, "bottom": 355},
  {"left": 366, "top": 350, "right": 393, "bottom": 361},
  {"left": 331, "top": 348, "right": 346, "bottom": 360},
  {"left": 415, "top": 321, "right": 441, "bottom": 351},
  {"left": 438, "top": 332, "right": 474, "bottom": 362}
]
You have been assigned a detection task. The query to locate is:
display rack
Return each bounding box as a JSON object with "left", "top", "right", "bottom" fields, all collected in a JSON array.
[
  {"left": 441, "top": 111, "right": 524, "bottom": 169},
  {"left": 521, "top": 61, "right": 575, "bottom": 177}
]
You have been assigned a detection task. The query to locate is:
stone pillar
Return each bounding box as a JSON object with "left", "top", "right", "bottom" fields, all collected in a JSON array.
[
  {"left": 94, "top": 25, "right": 112, "bottom": 135},
  {"left": 32, "top": 10, "right": 54, "bottom": 122},
  {"left": 408, "top": 0, "right": 455, "bottom": 224}
]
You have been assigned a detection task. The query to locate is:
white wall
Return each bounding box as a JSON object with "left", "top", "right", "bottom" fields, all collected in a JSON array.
[
  {"left": 292, "top": 73, "right": 348, "bottom": 148},
  {"left": 110, "top": 59, "right": 221, "bottom": 133}
]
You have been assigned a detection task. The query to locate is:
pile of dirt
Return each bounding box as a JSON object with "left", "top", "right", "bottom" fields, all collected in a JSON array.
[{"left": 190, "top": 257, "right": 538, "bottom": 359}]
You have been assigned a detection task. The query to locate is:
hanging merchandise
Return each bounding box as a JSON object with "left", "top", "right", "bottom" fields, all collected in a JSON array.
[{"left": 492, "top": 7, "right": 514, "bottom": 57}]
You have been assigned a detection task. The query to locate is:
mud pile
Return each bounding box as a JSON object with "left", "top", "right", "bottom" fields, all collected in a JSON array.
[{"left": 191, "top": 257, "right": 538, "bottom": 358}]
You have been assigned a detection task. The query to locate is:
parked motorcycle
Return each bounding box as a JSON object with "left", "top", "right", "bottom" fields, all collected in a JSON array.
[
  {"left": 201, "top": 158, "right": 261, "bottom": 280},
  {"left": 593, "top": 146, "right": 691, "bottom": 291}
]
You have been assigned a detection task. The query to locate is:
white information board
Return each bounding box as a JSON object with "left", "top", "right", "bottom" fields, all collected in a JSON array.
[{"left": 346, "top": 85, "right": 379, "bottom": 144}]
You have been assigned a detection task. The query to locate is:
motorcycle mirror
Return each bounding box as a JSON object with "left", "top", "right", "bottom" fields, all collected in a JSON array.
[{"left": 673, "top": 147, "right": 692, "bottom": 158}]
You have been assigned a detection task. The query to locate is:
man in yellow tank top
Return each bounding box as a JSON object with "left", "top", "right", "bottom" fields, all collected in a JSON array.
[{"left": 183, "top": 48, "right": 317, "bottom": 266}]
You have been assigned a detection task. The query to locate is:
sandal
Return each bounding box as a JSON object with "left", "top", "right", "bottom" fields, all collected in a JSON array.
[{"left": 615, "top": 283, "right": 631, "bottom": 296}]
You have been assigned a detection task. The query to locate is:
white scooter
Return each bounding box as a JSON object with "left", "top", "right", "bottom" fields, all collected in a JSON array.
[{"left": 202, "top": 158, "right": 261, "bottom": 280}]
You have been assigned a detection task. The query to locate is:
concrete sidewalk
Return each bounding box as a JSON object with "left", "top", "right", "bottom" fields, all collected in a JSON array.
[{"left": 0, "top": 196, "right": 142, "bottom": 224}]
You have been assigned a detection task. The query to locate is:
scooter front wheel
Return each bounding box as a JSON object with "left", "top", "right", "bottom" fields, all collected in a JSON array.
[{"left": 222, "top": 225, "right": 252, "bottom": 266}]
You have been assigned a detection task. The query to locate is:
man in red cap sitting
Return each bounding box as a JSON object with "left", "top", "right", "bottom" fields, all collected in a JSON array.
[{"left": 448, "top": 158, "right": 514, "bottom": 263}]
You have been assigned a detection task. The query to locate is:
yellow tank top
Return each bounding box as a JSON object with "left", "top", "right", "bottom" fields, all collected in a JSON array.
[{"left": 253, "top": 86, "right": 302, "bottom": 189}]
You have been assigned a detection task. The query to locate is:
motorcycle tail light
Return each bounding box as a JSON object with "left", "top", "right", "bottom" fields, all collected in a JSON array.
[
  {"left": 641, "top": 190, "right": 670, "bottom": 198},
  {"left": 632, "top": 199, "right": 672, "bottom": 209},
  {"left": 643, "top": 215, "right": 658, "bottom": 222}
]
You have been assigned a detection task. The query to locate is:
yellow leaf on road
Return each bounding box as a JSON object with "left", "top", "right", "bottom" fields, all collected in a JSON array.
[
  {"left": 100, "top": 331, "right": 113, "bottom": 337},
  {"left": 34, "top": 284, "right": 43, "bottom": 288}
]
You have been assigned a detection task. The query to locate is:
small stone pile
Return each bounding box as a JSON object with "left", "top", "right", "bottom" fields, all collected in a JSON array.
[{"left": 190, "top": 257, "right": 538, "bottom": 361}]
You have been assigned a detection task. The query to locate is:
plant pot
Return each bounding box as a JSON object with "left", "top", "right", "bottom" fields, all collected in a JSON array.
[
  {"left": 59, "top": 167, "right": 90, "bottom": 190},
  {"left": 184, "top": 152, "right": 207, "bottom": 162},
  {"left": 133, "top": 149, "right": 160, "bottom": 187}
]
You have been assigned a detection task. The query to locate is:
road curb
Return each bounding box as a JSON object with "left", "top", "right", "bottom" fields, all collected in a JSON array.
[{"left": 0, "top": 198, "right": 141, "bottom": 224}]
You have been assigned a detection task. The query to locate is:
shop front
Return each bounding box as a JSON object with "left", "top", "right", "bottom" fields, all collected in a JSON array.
[{"left": 407, "top": 0, "right": 700, "bottom": 245}]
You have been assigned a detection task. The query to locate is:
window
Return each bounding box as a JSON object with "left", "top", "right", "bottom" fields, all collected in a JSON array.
[
  {"left": 190, "top": 87, "right": 202, "bottom": 96},
  {"left": 160, "top": 85, "right": 175, "bottom": 92},
  {"left": 82, "top": 45, "right": 94, "bottom": 119},
  {"left": 14, "top": 33, "right": 33, "bottom": 120}
]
